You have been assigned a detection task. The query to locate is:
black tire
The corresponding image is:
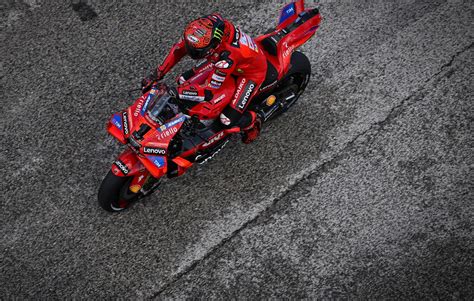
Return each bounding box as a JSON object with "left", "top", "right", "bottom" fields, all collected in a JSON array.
[
  {"left": 269, "top": 51, "right": 311, "bottom": 119},
  {"left": 98, "top": 170, "right": 139, "bottom": 212}
]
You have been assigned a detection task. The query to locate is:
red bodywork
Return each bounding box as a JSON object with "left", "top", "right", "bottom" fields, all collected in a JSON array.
[
  {"left": 256, "top": 0, "right": 322, "bottom": 82},
  {"left": 106, "top": 0, "right": 321, "bottom": 192}
]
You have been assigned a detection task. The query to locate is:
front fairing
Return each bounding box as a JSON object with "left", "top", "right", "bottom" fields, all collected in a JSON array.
[
  {"left": 107, "top": 88, "right": 187, "bottom": 178},
  {"left": 136, "top": 113, "right": 186, "bottom": 178}
]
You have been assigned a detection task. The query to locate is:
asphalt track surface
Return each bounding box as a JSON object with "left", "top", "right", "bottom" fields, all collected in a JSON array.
[{"left": 1, "top": 0, "right": 473, "bottom": 299}]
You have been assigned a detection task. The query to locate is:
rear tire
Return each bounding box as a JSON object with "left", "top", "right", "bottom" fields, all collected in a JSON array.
[
  {"left": 269, "top": 51, "right": 311, "bottom": 119},
  {"left": 98, "top": 171, "right": 139, "bottom": 212}
]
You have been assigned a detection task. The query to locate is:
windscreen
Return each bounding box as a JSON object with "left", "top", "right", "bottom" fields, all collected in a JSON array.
[{"left": 145, "top": 89, "right": 179, "bottom": 125}]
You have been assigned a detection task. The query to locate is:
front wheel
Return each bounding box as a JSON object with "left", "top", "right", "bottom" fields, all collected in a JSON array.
[{"left": 98, "top": 171, "right": 141, "bottom": 212}]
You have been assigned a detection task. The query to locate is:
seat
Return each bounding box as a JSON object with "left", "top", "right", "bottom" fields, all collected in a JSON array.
[
  {"left": 260, "top": 35, "right": 279, "bottom": 56},
  {"left": 260, "top": 8, "right": 320, "bottom": 57}
]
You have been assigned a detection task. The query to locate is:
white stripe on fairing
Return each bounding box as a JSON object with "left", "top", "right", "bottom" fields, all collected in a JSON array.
[{"left": 179, "top": 94, "right": 205, "bottom": 102}]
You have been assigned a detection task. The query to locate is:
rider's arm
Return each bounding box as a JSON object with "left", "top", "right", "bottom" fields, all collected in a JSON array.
[
  {"left": 176, "top": 50, "right": 238, "bottom": 101},
  {"left": 157, "top": 38, "right": 187, "bottom": 77}
]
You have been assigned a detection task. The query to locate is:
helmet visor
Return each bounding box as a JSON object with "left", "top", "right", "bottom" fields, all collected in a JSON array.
[{"left": 185, "top": 40, "right": 213, "bottom": 59}]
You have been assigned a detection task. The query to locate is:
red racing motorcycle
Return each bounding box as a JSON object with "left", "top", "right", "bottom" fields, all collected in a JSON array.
[{"left": 98, "top": 0, "right": 321, "bottom": 211}]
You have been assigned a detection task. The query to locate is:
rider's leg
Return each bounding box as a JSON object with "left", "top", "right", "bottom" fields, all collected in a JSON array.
[{"left": 219, "top": 76, "right": 264, "bottom": 143}]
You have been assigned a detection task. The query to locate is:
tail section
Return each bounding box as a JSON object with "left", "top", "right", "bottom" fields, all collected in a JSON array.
[
  {"left": 278, "top": 0, "right": 305, "bottom": 28},
  {"left": 258, "top": 1, "right": 321, "bottom": 74}
]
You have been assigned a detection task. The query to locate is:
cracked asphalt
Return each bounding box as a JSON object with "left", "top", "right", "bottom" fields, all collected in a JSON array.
[{"left": 1, "top": 0, "right": 473, "bottom": 299}]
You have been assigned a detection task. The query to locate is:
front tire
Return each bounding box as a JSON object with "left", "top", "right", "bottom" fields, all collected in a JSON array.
[{"left": 98, "top": 171, "right": 139, "bottom": 212}]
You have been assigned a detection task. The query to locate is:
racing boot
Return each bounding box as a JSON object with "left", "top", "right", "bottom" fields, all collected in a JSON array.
[{"left": 240, "top": 111, "right": 262, "bottom": 144}]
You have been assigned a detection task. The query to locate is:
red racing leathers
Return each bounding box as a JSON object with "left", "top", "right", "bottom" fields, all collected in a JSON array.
[{"left": 156, "top": 20, "right": 267, "bottom": 127}]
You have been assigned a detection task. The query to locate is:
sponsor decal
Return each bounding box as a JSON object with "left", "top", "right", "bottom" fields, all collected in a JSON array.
[
  {"left": 260, "top": 80, "right": 277, "bottom": 91},
  {"left": 233, "top": 78, "right": 247, "bottom": 104},
  {"left": 133, "top": 96, "right": 145, "bottom": 117},
  {"left": 236, "top": 81, "right": 256, "bottom": 110},
  {"left": 143, "top": 146, "right": 167, "bottom": 155},
  {"left": 212, "top": 93, "right": 226, "bottom": 104},
  {"left": 279, "top": 3, "right": 295, "bottom": 24},
  {"left": 187, "top": 34, "right": 199, "bottom": 43},
  {"left": 112, "top": 114, "right": 122, "bottom": 129},
  {"left": 209, "top": 80, "right": 222, "bottom": 88},
  {"left": 165, "top": 115, "right": 186, "bottom": 128},
  {"left": 213, "top": 27, "right": 224, "bottom": 39},
  {"left": 195, "top": 28, "right": 207, "bottom": 37},
  {"left": 122, "top": 111, "right": 129, "bottom": 135},
  {"left": 195, "top": 59, "right": 208, "bottom": 69},
  {"left": 182, "top": 90, "right": 198, "bottom": 96},
  {"left": 239, "top": 30, "right": 258, "bottom": 52},
  {"left": 239, "top": 32, "right": 248, "bottom": 46},
  {"left": 209, "top": 82, "right": 221, "bottom": 89},
  {"left": 282, "top": 42, "right": 295, "bottom": 58},
  {"left": 231, "top": 27, "right": 240, "bottom": 47},
  {"left": 157, "top": 126, "right": 178, "bottom": 139},
  {"left": 201, "top": 62, "right": 214, "bottom": 71},
  {"left": 211, "top": 73, "right": 226, "bottom": 82},
  {"left": 157, "top": 115, "right": 186, "bottom": 132},
  {"left": 114, "top": 160, "right": 129, "bottom": 175},
  {"left": 215, "top": 60, "right": 230, "bottom": 69},
  {"left": 147, "top": 155, "right": 166, "bottom": 168},
  {"left": 141, "top": 93, "right": 153, "bottom": 116},
  {"left": 219, "top": 113, "right": 231, "bottom": 125},
  {"left": 203, "top": 131, "right": 224, "bottom": 147}
]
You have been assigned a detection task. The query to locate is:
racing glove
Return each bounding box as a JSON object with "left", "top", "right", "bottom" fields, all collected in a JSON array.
[{"left": 141, "top": 68, "right": 164, "bottom": 93}]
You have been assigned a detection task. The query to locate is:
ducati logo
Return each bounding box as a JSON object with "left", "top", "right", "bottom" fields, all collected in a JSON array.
[
  {"left": 213, "top": 93, "right": 226, "bottom": 104},
  {"left": 203, "top": 132, "right": 224, "bottom": 147},
  {"left": 215, "top": 60, "right": 230, "bottom": 69}
]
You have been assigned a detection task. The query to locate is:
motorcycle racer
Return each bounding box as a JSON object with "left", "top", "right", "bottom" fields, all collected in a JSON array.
[{"left": 142, "top": 14, "right": 267, "bottom": 144}]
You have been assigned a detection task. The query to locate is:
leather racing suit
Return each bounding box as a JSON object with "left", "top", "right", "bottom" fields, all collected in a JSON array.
[{"left": 156, "top": 19, "right": 267, "bottom": 128}]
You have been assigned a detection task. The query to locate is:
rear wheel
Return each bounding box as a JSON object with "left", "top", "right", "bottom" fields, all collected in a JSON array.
[
  {"left": 98, "top": 171, "right": 141, "bottom": 212},
  {"left": 268, "top": 51, "right": 311, "bottom": 120}
]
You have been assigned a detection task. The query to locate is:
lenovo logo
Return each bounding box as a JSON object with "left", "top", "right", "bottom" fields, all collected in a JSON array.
[
  {"left": 238, "top": 83, "right": 255, "bottom": 109},
  {"left": 143, "top": 147, "right": 166, "bottom": 155}
]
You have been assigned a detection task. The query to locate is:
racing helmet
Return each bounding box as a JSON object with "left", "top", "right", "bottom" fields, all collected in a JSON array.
[{"left": 183, "top": 14, "right": 225, "bottom": 59}]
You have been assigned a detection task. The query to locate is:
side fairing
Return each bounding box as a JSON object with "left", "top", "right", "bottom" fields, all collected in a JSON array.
[{"left": 136, "top": 114, "right": 187, "bottom": 178}]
